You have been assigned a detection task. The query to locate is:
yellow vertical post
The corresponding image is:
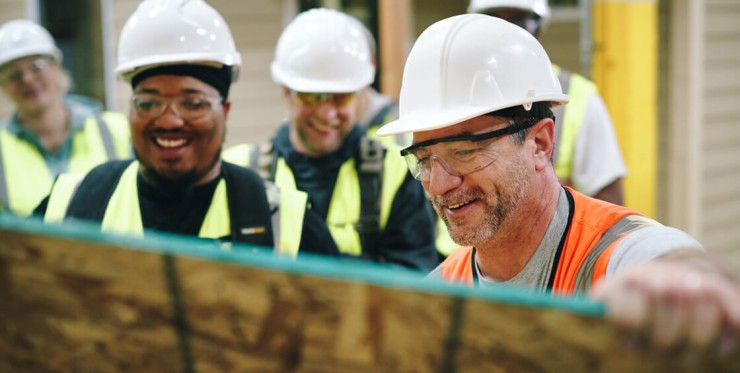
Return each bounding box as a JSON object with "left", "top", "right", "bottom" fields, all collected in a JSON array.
[{"left": 592, "top": 0, "right": 658, "bottom": 217}]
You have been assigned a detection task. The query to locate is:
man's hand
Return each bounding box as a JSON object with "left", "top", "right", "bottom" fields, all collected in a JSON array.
[{"left": 591, "top": 250, "right": 740, "bottom": 355}]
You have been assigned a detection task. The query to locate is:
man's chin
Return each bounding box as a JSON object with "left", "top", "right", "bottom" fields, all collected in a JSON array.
[{"left": 141, "top": 166, "right": 200, "bottom": 190}]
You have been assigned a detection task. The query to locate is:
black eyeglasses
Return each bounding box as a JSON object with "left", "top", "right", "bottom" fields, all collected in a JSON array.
[{"left": 399, "top": 117, "right": 540, "bottom": 181}]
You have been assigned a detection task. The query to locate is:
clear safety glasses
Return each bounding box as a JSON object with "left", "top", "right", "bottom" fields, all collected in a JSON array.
[
  {"left": 0, "top": 57, "right": 52, "bottom": 84},
  {"left": 400, "top": 117, "right": 540, "bottom": 181},
  {"left": 293, "top": 91, "right": 357, "bottom": 107},
  {"left": 131, "top": 93, "right": 223, "bottom": 121}
]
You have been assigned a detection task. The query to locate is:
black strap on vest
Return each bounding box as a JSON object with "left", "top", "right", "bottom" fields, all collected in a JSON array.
[
  {"left": 545, "top": 187, "right": 576, "bottom": 290},
  {"left": 221, "top": 162, "right": 274, "bottom": 247},
  {"left": 258, "top": 136, "right": 385, "bottom": 257},
  {"left": 356, "top": 135, "right": 384, "bottom": 260}
]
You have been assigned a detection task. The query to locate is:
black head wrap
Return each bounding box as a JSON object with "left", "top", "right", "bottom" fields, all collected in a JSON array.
[{"left": 131, "top": 64, "right": 232, "bottom": 100}]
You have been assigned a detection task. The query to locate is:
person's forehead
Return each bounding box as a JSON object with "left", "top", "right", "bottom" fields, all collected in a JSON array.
[
  {"left": 0, "top": 55, "right": 51, "bottom": 71},
  {"left": 412, "top": 115, "right": 510, "bottom": 144}
]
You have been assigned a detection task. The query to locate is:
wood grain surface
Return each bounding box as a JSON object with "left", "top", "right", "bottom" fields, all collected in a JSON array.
[{"left": 1, "top": 215, "right": 738, "bottom": 372}]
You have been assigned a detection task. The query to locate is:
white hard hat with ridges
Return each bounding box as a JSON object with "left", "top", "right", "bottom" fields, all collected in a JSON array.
[
  {"left": 115, "top": 0, "right": 242, "bottom": 82},
  {"left": 0, "top": 20, "right": 62, "bottom": 67},
  {"left": 377, "top": 14, "right": 568, "bottom": 136},
  {"left": 271, "top": 8, "right": 375, "bottom": 93}
]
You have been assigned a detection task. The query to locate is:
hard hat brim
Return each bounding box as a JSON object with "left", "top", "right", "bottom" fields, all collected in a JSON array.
[{"left": 376, "top": 94, "right": 569, "bottom": 136}]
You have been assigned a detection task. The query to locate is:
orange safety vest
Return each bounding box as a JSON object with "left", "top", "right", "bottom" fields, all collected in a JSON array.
[{"left": 437, "top": 187, "right": 651, "bottom": 294}]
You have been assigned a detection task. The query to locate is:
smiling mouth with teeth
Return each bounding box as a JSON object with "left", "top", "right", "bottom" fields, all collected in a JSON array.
[
  {"left": 447, "top": 200, "right": 474, "bottom": 210},
  {"left": 155, "top": 137, "right": 189, "bottom": 148},
  {"left": 310, "top": 120, "right": 339, "bottom": 132}
]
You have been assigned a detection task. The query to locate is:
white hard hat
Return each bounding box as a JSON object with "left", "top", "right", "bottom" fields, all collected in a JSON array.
[
  {"left": 0, "top": 20, "right": 62, "bottom": 67},
  {"left": 468, "top": 0, "right": 550, "bottom": 20},
  {"left": 376, "top": 14, "right": 568, "bottom": 136},
  {"left": 271, "top": 8, "right": 375, "bottom": 93},
  {"left": 116, "top": 0, "right": 241, "bottom": 82}
]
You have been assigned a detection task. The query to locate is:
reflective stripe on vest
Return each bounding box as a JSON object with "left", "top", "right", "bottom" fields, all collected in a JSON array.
[
  {"left": 550, "top": 189, "right": 657, "bottom": 294},
  {"left": 552, "top": 65, "right": 598, "bottom": 181},
  {"left": 222, "top": 146, "right": 306, "bottom": 256},
  {"left": 98, "top": 161, "right": 230, "bottom": 239},
  {"left": 438, "top": 188, "right": 649, "bottom": 293},
  {"left": 223, "top": 142, "right": 406, "bottom": 256},
  {"left": 44, "top": 172, "right": 86, "bottom": 223},
  {"left": 0, "top": 113, "right": 129, "bottom": 216},
  {"left": 270, "top": 148, "right": 405, "bottom": 256},
  {"left": 262, "top": 179, "right": 305, "bottom": 258}
]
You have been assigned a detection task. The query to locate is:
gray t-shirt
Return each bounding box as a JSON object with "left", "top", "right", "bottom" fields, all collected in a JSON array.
[{"left": 476, "top": 188, "right": 703, "bottom": 292}]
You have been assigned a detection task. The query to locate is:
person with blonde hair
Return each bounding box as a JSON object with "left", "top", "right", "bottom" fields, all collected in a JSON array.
[{"left": 0, "top": 19, "right": 130, "bottom": 216}]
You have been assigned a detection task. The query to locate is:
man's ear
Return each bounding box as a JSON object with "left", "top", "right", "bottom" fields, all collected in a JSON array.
[
  {"left": 530, "top": 118, "right": 555, "bottom": 171},
  {"left": 281, "top": 86, "right": 292, "bottom": 103}
]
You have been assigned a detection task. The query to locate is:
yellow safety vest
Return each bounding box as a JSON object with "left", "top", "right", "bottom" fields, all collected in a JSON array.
[
  {"left": 44, "top": 161, "right": 305, "bottom": 257},
  {"left": 0, "top": 112, "right": 130, "bottom": 216},
  {"left": 552, "top": 65, "right": 598, "bottom": 181},
  {"left": 223, "top": 142, "right": 407, "bottom": 256}
]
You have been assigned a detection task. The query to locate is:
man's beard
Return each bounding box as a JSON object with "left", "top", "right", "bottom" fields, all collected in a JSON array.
[
  {"left": 136, "top": 150, "right": 222, "bottom": 193},
  {"left": 434, "top": 163, "right": 528, "bottom": 247}
]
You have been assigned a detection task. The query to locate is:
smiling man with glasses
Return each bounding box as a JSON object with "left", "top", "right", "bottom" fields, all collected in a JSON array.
[
  {"left": 34, "top": 0, "right": 339, "bottom": 258},
  {"left": 223, "top": 8, "right": 439, "bottom": 271},
  {"left": 377, "top": 14, "right": 740, "bottom": 355}
]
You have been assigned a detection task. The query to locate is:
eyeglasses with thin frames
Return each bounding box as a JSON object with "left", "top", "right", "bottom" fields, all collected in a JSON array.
[
  {"left": 292, "top": 91, "right": 357, "bottom": 108},
  {"left": 0, "top": 57, "right": 52, "bottom": 84},
  {"left": 130, "top": 93, "right": 223, "bottom": 121},
  {"left": 400, "top": 117, "right": 540, "bottom": 181}
]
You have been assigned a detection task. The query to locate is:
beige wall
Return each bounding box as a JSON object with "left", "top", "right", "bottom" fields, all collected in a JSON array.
[
  {"left": 0, "top": 0, "right": 31, "bottom": 119},
  {"left": 701, "top": 0, "right": 740, "bottom": 258}
]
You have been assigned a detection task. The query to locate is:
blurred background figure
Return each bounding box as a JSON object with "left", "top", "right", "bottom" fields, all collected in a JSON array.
[
  {"left": 37, "top": 0, "right": 338, "bottom": 258},
  {"left": 469, "top": 0, "right": 627, "bottom": 205},
  {"left": 225, "top": 8, "right": 439, "bottom": 271},
  {"left": 0, "top": 19, "right": 130, "bottom": 216}
]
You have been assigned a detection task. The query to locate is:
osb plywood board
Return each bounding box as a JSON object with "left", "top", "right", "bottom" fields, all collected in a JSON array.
[{"left": 0, "top": 214, "right": 737, "bottom": 372}]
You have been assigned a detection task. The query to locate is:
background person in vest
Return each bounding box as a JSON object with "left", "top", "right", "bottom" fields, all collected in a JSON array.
[
  {"left": 0, "top": 19, "right": 131, "bottom": 217},
  {"left": 469, "top": 0, "right": 627, "bottom": 205},
  {"left": 35, "top": 0, "right": 338, "bottom": 257},
  {"left": 226, "top": 8, "right": 438, "bottom": 271},
  {"left": 378, "top": 14, "right": 740, "bottom": 354},
  {"left": 347, "top": 17, "right": 461, "bottom": 262}
]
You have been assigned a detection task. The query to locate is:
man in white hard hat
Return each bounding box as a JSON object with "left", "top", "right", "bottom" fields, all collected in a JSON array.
[
  {"left": 0, "top": 19, "right": 131, "bottom": 216},
  {"left": 34, "top": 0, "right": 338, "bottom": 257},
  {"left": 469, "top": 0, "right": 626, "bottom": 205},
  {"left": 378, "top": 14, "right": 739, "bottom": 354},
  {"left": 225, "top": 8, "right": 439, "bottom": 271}
]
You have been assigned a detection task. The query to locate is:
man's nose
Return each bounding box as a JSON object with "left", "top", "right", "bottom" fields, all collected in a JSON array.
[
  {"left": 425, "top": 158, "right": 462, "bottom": 197},
  {"left": 153, "top": 104, "right": 185, "bottom": 128},
  {"left": 314, "top": 101, "right": 339, "bottom": 121}
]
